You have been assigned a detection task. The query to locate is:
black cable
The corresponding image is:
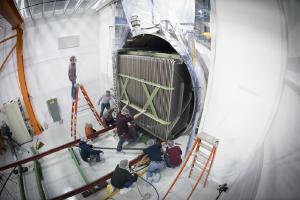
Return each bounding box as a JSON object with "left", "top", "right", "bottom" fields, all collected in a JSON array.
[
  {"left": 137, "top": 175, "right": 159, "bottom": 200},
  {"left": 216, "top": 184, "right": 228, "bottom": 200}
]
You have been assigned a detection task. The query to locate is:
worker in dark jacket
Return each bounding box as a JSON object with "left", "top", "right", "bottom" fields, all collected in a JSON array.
[
  {"left": 164, "top": 140, "right": 182, "bottom": 168},
  {"left": 68, "top": 56, "right": 77, "bottom": 100},
  {"left": 116, "top": 104, "right": 145, "bottom": 152},
  {"left": 111, "top": 159, "right": 138, "bottom": 189},
  {"left": 143, "top": 139, "right": 166, "bottom": 183},
  {"left": 78, "top": 138, "right": 103, "bottom": 163}
]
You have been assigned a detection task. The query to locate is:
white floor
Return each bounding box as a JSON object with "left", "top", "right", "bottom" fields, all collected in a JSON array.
[{"left": 0, "top": 111, "right": 219, "bottom": 200}]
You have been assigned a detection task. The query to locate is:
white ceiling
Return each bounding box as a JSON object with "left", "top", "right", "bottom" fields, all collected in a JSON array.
[{"left": 14, "top": 0, "right": 111, "bottom": 19}]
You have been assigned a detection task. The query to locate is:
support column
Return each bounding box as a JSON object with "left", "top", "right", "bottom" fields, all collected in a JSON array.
[{"left": 16, "top": 27, "right": 42, "bottom": 134}]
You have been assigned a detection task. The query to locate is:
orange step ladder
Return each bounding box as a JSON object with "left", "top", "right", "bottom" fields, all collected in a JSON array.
[
  {"left": 70, "top": 84, "right": 106, "bottom": 140},
  {"left": 163, "top": 132, "right": 219, "bottom": 200}
]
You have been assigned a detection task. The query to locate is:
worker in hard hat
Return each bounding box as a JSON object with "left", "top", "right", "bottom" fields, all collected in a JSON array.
[
  {"left": 68, "top": 56, "right": 77, "bottom": 100},
  {"left": 78, "top": 137, "right": 103, "bottom": 163},
  {"left": 164, "top": 140, "right": 182, "bottom": 168},
  {"left": 111, "top": 159, "right": 138, "bottom": 193},
  {"left": 116, "top": 104, "right": 145, "bottom": 152}
]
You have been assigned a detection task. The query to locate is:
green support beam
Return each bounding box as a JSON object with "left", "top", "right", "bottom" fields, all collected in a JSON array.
[
  {"left": 119, "top": 77, "right": 130, "bottom": 103},
  {"left": 141, "top": 83, "right": 159, "bottom": 118},
  {"left": 18, "top": 166, "right": 26, "bottom": 200},
  {"left": 120, "top": 100, "right": 171, "bottom": 125},
  {"left": 121, "top": 50, "right": 182, "bottom": 61},
  {"left": 34, "top": 160, "right": 46, "bottom": 200},
  {"left": 118, "top": 74, "right": 174, "bottom": 90},
  {"left": 68, "top": 148, "right": 89, "bottom": 184},
  {"left": 118, "top": 72, "right": 172, "bottom": 125}
]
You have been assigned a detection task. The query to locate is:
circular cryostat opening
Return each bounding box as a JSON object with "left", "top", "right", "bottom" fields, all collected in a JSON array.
[{"left": 117, "top": 34, "right": 195, "bottom": 140}]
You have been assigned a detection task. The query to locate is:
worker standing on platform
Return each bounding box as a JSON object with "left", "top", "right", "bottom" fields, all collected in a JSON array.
[
  {"left": 68, "top": 56, "right": 77, "bottom": 100},
  {"left": 164, "top": 140, "right": 182, "bottom": 168},
  {"left": 116, "top": 104, "right": 145, "bottom": 152},
  {"left": 97, "top": 90, "right": 112, "bottom": 117}
]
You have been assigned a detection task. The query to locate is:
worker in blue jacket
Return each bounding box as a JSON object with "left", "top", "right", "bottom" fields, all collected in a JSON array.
[
  {"left": 78, "top": 138, "right": 103, "bottom": 163},
  {"left": 143, "top": 139, "right": 166, "bottom": 183}
]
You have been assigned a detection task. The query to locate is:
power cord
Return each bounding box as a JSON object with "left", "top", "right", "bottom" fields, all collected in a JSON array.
[
  {"left": 137, "top": 175, "right": 159, "bottom": 200},
  {"left": 216, "top": 183, "right": 228, "bottom": 200}
]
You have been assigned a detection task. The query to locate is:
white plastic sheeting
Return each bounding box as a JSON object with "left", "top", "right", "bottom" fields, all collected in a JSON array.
[
  {"left": 122, "top": 0, "right": 195, "bottom": 30},
  {"left": 0, "top": 28, "right": 20, "bottom": 106},
  {"left": 219, "top": 1, "right": 300, "bottom": 199},
  {"left": 199, "top": 0, "right": 300, "bottom": 199},
  {"left": 0, "top": 10, "right": 115, "bottom": 128},
  {"left": 22, "top": 13, "right": 101, "bottom": 124}
]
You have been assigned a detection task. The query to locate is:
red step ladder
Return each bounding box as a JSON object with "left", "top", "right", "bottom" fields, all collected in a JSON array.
[
  {"left": 70, "top": 84, "right": 106, "bottom": 140},
  {"left": 163, "top": 132, "right": 219, "bottom": 200}
]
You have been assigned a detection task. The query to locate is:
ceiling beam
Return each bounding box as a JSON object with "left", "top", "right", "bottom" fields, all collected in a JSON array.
[
  {"left": 0, "top": 34, "right": 17, "bottom": 45},
  {"left": 63, "top": 0, "right": 71, "bottom": 14},
  {"left": 0, "top": 0, "right": 23, "bottom": 28},
  {"left": 0, "top": 44, "right": 16, "bottom": 72},
  {"left": 86, "top": 0, "right": 99, "bottom": 10},
  {"left": 72, "top": 0, "right": 85, "bottom": 14},
  {"left": 96, "top": 0, "right": 116, "bottom": 12},
  {"left": 42, "top": 0, "right": 45, "bottom": 17},
  {"left": 25, "top": 0, "right": 33, "bottom": 20},
  {"left": 52, "top": 0, "right": 57, "bottom": 16}
]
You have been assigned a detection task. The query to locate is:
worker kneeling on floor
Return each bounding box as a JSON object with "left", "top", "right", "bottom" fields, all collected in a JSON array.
[
  {"left": 78, "top": 137, "right": 103, "bottom": 163},
  {"left": 143, "top": 139, "right": 166, "bottom": 183},
  {"left": 164, "top": 140, "right": 182, "bottom": 168},
  {"left": 111, "top": 159, "right": 138, "bottom": 193}
]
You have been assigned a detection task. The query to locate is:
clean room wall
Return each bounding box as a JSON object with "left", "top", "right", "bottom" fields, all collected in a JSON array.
[
  {"left": 0, "top": 28, "right": 20, "bottom": 105},
  {"left": 200, "top": 0, "right": 287, "bottom": 186},
  {"left": 222, "top": 1, "right": 300, "bottom": 199},
  {"left": 22, "top": 13, "right": 101, "bottom": 125},
  {"left": 0, "top": 27, "right": 21, "bottom": 124},
  {"left": 0, "top": 8, "right": 116, "bottom": 132},
  {"left": 98, "top": 5, "right": 115, "bottom": 91}
]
